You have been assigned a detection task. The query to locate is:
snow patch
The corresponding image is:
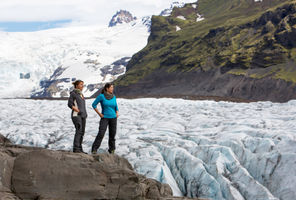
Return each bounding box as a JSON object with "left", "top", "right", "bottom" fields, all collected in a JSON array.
[
  {"left": 196, "top": 13, "right": 204, "bottom": 22},
  {"left": 177, "top": 16, "right": 186, "bottom": 20}
]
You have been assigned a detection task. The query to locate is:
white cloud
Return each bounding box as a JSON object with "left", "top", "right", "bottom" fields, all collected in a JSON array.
[{"left": 0, "top": 0, "right": 197, "bottom": 26}]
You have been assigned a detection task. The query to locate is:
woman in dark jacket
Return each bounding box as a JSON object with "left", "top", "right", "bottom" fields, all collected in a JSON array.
[
  {"left": 68, "top": 80, "right": 87, "bottom": 153},
  {"left": 91, "top": 83, "right": 119, "bottom": 154}
]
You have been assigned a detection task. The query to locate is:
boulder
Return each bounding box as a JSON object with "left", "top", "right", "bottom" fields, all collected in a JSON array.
[
  {"left": 11, "top": 150, "right": 194, "bottom": 200},
  {"left": 0, "top": 192, "right": 21, "bottom": 200},
  {"left": 0, "top": 133, "right": 202, "bottom": 200},
  {"left": 0, "top": 133, "right": 12, "bottom": 146},
  {"left": 0, "top": 134, "right": 20, "bottom": 200},
  {"left": 0, "top": 151, "right": 14, "bottom": 192}
]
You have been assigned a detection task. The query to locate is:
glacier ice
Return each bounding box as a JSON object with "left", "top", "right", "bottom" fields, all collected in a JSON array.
[
  {"left": 0, "top": 98, "right": 295, "bottom": 200},
  {"left": 0, "top": 21, "right": 149, "bottom": 98}
]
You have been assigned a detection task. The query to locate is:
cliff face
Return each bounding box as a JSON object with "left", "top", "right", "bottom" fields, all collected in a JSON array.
[
  {"left": 109, "top": 10, "right": 137, "bottom": 27},
  {"left": 0, "top": 134, "right": 201, "bottom": 200},
  {"left": 113, "top": 0, "right": 296, "bottom": 102}
]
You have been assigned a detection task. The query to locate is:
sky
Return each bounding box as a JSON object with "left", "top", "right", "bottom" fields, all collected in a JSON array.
[{"left": 0, "top": 0, "right": 196, "bottom": 32}]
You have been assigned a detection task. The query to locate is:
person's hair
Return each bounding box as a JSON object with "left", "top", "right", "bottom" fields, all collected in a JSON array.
[
  {"left": 101, "top": 83, "right": 114, "bottom": 94},
  {"left": 72, "top": 80, "right": 84, "bottom": 88}
]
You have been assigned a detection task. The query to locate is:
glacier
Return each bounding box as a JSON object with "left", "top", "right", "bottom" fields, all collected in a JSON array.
[
  {"left": 0, "top": 98, "right": 295, "bottom": 200},
  {"left": 0, "top": 0, "right": 199, "bottom": 99},
  {"left": 0, "top": 21, "right": 149, "bottom": 98}
]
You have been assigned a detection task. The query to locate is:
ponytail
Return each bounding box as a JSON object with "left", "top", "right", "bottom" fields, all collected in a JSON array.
[{"left": 101, "top": 83, "right": 114, "bottom": 94}]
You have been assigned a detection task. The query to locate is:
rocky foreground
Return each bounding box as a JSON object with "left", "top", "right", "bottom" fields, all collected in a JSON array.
[{"left": 0, "top": 134, "right": 204, "bottom": 200}]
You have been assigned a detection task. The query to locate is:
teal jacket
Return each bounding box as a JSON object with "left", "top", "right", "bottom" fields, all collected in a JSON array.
[{"left": 92, "top": 94, "right": 118, "bottom": 118}]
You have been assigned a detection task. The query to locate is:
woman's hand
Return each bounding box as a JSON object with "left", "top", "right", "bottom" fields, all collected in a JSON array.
[
  {"left": 116, "top": 111, "right": 119, "bottom": 118},
  {"left": 94, "top": 108, "right": 103, "bottom": 118},
  {"left": 72, "top": 106, "right": 80, "bottom": 113}
]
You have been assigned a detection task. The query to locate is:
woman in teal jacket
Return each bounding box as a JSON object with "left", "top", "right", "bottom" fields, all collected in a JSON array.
[{"left": 91, "top": 83, "right": 119, "bottom": 154}]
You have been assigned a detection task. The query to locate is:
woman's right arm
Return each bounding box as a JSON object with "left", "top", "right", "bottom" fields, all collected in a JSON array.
[
  {"left": 68, "top": 93, "right": 80, "bottom": 112},
  {"left": 94, "top": 108, "right": 104, "bottom": 118},
  {"left": 92, "top": 95, "right": 104, "bottom": 118}
]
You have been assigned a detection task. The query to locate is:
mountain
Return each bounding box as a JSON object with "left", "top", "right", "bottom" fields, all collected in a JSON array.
[
  {"left": 113, "top": 0, "right": 296, "bottom": 102},
  {"left": 0, "top": 1, "right": 197, "bottom": 99},
  {"left": 0, "top": 17, "right": 149, "bottom": 98},
  {"left": 30, "top": 11, "right": 148, "bottom": 98},
  {"left": 109, "top": 10, "right": 137, "bottom": 27}
]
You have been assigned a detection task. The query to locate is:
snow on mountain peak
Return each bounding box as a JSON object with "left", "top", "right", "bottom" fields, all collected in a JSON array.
[
  {"left": 160, "top": 1, "right": 186, "bottom": 16},
  {"left": 109, "top": 10, "right": 137, "bottom": 27}
]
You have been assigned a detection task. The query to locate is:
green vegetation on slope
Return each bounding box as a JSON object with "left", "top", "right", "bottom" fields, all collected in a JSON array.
[{"left": 115, "top": 0, "right": 296, "bottom": 86}]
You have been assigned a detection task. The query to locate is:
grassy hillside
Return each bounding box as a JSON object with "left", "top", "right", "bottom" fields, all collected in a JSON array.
[{"left": 115, "top": 0, "right": 296, "bottom": 87}]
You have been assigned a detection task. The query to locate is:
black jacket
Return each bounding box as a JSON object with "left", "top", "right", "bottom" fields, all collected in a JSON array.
[{"left": 68, "top": 90, "right": 87, "bottom": 118}]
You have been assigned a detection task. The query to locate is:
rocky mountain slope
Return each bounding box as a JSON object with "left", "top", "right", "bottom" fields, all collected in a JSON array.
[
  {"left": 0, "top": 133, "right": 203, "bottom": 200},
  {"left": 109, "top": 10, "right": 137, "bottom": 27},
  {"left": 113, "top": 0, "right": 296, "bottom": 102}
]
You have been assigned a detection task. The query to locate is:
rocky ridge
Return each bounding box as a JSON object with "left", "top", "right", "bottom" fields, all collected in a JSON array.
[
  {"left": 109, "top": 10, "right": 137, "bottom": 27},
  {"left": 0, "top": 133, "right": 203, "bottom": 200}
]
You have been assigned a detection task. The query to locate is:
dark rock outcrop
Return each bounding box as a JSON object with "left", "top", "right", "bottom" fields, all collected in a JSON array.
[
  {"left": 32, "top": 56, "right": 130, "bottom": 99},
  {"left": 0, "top": 134, "right": 12, "bottom": 146},
  {"left": 100, "top": 57, "right": 130, "bottom": 77},
  {"left": 0, "top": 134, "right": 203, "bottom": 200},
  {"left": 114, "top": 68, "right": 296, "bottom": 103},
  {"left": 109, "top": 10, "right": 137, "bottom": 27},
  {"left": 31, "top": 66, "right": 70, "bottom": 98}
]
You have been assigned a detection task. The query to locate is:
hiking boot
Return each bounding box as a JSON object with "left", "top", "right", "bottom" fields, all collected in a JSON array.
[
  {"left": 73, "top": 150, "right": 88, "bottom": 154},
  {"left": 108, "top": 149, "right": 115, "bottom": 154},
  {"left": 91, "top": 149, "right": 97, "bottom": 154}
]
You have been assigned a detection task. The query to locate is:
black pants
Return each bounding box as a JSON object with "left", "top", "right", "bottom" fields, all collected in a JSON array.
[
  {"left": 72, "top": 116, "right": 86, "bottom": 152},
  {"left": 92, "top": 118, "right": 117, "bottom": 152}
]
